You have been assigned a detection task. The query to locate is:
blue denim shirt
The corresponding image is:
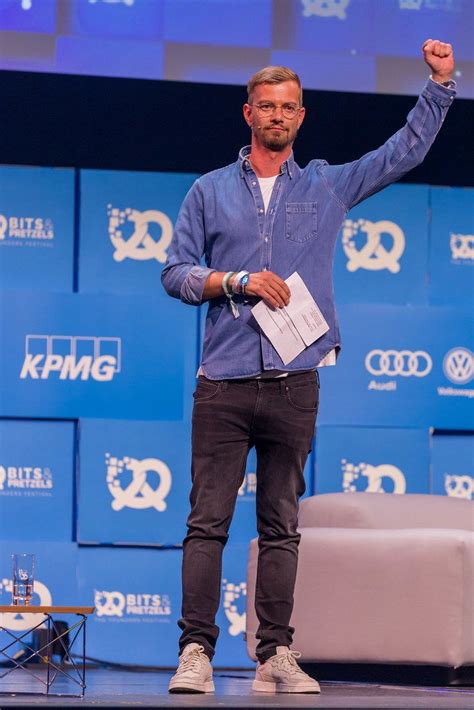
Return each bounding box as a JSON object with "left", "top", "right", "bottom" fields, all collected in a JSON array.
[{"left": 162, "top": 79, "right": 455, "bottom": 380}]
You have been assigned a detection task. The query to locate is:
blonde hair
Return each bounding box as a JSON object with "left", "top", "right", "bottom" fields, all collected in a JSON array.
[{"left": 247, "top": 66, "right": 303, "bottom": 105}]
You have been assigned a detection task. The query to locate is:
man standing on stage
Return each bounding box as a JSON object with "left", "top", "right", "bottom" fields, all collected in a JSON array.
[{"left": 162, "top": 40, "right": 455, "bottom": 694}]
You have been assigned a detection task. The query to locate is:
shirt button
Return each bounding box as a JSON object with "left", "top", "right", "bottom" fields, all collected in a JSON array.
[
  {"left": 252, "top": 181, "right": 256, "bottom": 186},
  {"left": 264, "top": 237, "right": 268, "bottom": 243},
  {"left": 259, "top": 208, "right": 264, "bottom": 214},
  {"left": 263, "top": 267, "right": 268, "bottom": 271}
]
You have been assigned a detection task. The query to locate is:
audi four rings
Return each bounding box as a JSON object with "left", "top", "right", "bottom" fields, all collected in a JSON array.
[{"left": 365, "top": 349, "right": 433, "bottom": 377}]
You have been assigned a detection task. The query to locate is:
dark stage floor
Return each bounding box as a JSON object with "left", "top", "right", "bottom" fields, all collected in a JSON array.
[{"left": 0, "top": 667, "right": 473, "bottom": 709}]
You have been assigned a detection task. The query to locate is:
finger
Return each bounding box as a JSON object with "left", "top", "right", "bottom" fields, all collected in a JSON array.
[
  {"left": 263, "top": 282, "right": 288, "bottom": 308},
  {"left": 267, "top": 279, "right": 291, "bottom": 306},
  {"left": 266, "top": 274, "right": 291, "bottom": 300},
  {"left": 422, "top": 38, "right": 433, "bottom": 52}
]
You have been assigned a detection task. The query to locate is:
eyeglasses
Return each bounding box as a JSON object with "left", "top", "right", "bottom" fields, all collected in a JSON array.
[{"left": 251, "top": 102, "right": 301, "bottom": 119}]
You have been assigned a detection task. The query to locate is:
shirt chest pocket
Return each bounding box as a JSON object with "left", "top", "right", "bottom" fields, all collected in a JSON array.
[{"left": 285, "top": 202, "right": 318, "bottom": 243}]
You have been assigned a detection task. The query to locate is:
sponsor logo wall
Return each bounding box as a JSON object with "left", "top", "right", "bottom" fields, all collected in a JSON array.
[
  {"left": 314, "top": 426, "right": 430, "bottom": 494},
  {"left": 0, "top": 419, "right": 75, "bottom": 541},
  {"left": 0, "top": 165, "right": 472, "bottom": 668},
  {"left": 318, "top": 305, "right": 474, "bottom": 429},
  {"left": 0, "top": 166, "right": 74, "bottom": 291}
]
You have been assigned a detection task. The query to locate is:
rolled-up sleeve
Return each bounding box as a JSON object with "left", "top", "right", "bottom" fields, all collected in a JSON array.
[{"left": 161, "top": 179, "right": 216, "bottom": 305}]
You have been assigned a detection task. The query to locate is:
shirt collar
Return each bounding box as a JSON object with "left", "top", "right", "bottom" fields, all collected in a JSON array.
[{"left": 238, "top": 145, "right": 295, "bottom": 179}]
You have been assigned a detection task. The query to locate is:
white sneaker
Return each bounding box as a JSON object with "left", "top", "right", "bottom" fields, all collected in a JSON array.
[
  {"left": 252, "top": 646, "right": 321, "bottom": 694},
  {"left": 168, "top": 643, "right": 215, "bottom": 694}
]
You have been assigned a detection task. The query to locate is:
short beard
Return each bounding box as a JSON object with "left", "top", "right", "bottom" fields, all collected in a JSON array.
[{"left": 259, "top": 125, "right": 297, "bottom": 152}]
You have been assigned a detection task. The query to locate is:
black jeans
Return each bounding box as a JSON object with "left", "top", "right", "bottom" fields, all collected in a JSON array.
[{"left": 178, "top": 370, "right": 319, "bottom": 662}]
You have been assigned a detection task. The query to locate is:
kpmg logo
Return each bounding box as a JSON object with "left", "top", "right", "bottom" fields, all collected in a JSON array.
[
  {"left": 342, "top": 460, "right": 406, "bottom": 494},
  {"left": 0, "top": 579, "right": 52, "bottom": 630},
  {"left": 445, "top": 474, "right": 474, "bottom": 500},
  {"left": 302, "top": 0, "right": 349, "bottom": 18},
  {"left": 342, "top": 219, "right": 405, "bottom": 273},
  {"left": 222, "top": 579, "right": 246, "bottom": 636},
  {"left": 0, "top": 464, "right": 53, "bottom": 496},
  {"left": 107, "top": 205, "right": 172, "bottom": 263},
  {"left": 95, "top": 589, "right": 171, "bottom": 619},
  {"left": 20, "top": 335, "right": 121, "bottom": 382},
  {"left": 106, "top": 454, "right": 172, "bottom": 512},
  {"left": 450, "top": 233, "right": 474, "bottom": 262},
  {"left": 0, "top": 213, "right": 55, "bottom": 247}
]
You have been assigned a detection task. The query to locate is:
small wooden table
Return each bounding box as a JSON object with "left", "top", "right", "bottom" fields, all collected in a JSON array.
[{"left": 0, "top": 605, "right": 94, "bottom": 697}]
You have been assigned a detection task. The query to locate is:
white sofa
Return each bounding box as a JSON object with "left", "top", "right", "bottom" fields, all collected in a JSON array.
[{"left": 246, "top": 493, "right": 474, "bottom": 669}]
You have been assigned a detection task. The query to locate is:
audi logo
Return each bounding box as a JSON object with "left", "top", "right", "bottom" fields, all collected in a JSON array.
[{"left": 365, "top": 349, "right": 432, "bottom": 377}]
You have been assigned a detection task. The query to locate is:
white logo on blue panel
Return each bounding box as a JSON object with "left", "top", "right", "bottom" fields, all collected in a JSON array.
[
  {"left": 0, "top": 464, "right": 53, "bottom": 496},
  {"left": 20, "top": 335, "right": 121, "bottom": 382},
  {"left": 450, "top": 233, "right": 474, "bottom": 262},
  {"left": 94, "top": 589, "right": 171, "bottom": 619},
  {"left": 0, "top": 579, "right": 52, "bottom": 630},
  {"left": 238, "top": 471, "right": 256, "bottom": 498},
  {"left": 88, "top": 0, "right": 135, "bottom": 6},
  {"left": 443, "top": 348, "right": 473, "bottom": 385},
  {"left": 366, "top": 350, "right": 432, "bottom": 377},
  {"left": 302, "top": 0, "right": 349, "bottom": 19},
  {"left": 106, "top": 454, "right": 172, "bottom": 512},
  {"left": 107, "top": 205, "right": 172, "bottom": 263},
  {"left": 222, "top": 579, "right": 246, "bottom": 636},
  {"left": 342, "top": 219, "right": 405, "bottom": 273},
  {"left": 444, "top": 474, "right": 474, "bottom": 500},
  {"left": 0, "top": 213, "right": 54, "bottom": 247},
  {"left": 342, "top": 460, "right": 406, "bottom": 494}
]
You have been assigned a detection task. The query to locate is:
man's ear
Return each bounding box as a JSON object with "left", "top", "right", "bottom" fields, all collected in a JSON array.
[{"left": 243, "top": 103, "right": 252, "bottom": 127}]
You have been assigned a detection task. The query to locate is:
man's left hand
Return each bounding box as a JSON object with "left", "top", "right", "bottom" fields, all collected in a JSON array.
[{"left": 422, "top": 39, "right": 454, "bottom": 83}]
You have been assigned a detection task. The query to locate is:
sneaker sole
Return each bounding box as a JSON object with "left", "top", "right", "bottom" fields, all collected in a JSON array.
[
  {"left": 168, "top": 680, "right": 215, "bottom": 694},
  {"left": 252, "top": 679, "right": 320, "bottom": 694}
]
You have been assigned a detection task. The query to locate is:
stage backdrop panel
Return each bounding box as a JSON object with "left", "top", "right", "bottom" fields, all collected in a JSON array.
[
  {"left": 214, "top": 543, "right": 253, "bottom": 669},
  {"left": 77, "top": 546, "right": 181, "bottom": 667},
  {"left": 431, "top": 432, "right": 474, "bottom": 501},
  {"left": 0, "top": 419, "right": 75, "bottom": 542},
  {"left": 79, "top": 169, "right": 198, "bottom": 293},
  {"left": 77, "top": 419, "right": 191, "bottom": 546},
  {"left": 0, "top": 165, "right": 74, "bottom": 291},
  {"left": 429, "top": 186, "right": 474, "bottom": 308},
  {"left": 317, "top": 305, "right": 474, "bottom": 430},
  {"left": 314, "top": 426, "right": 430, "bottom": 495},
  {"left": 333, "top": 184, "right": 429, "bottom": 305},
  {"left": 0, "top": 290, "right": 197, "bottom": 420},
  {"left": 0, "top": 542, "right": 78, "bottom": 648}
]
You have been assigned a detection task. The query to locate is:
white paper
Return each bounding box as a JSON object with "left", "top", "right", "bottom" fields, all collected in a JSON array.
[{"left": 251, "top": 272, "right": 329, "bottom": 365}]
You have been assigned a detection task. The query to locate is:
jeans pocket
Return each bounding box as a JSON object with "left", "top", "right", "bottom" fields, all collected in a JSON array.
[
  {"left": 285, "top": 202, "right": 318, "bottom": 243},
  {"left": 285, "top": 381, "right": 319, "bottom": 412},
  {"left": 193, "top": 377, "right": 222, "bottom": 402}
]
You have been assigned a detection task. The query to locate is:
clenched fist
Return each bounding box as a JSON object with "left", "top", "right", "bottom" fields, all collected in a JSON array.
[{"left": 422, "top": 39, "right": 454, "bottom": 84}]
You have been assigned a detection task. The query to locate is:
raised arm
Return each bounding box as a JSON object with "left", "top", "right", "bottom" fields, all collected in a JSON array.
[{"left": 321, "top": 40, "right": 456, "bottom": 212}]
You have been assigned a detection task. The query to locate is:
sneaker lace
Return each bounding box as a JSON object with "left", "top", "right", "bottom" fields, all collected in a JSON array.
[
  {"left": 178, "top": 645, "right": 206, "bottom": 674},
  {"left": 274, "top": 649, "right": 305, "bottom": 676}
]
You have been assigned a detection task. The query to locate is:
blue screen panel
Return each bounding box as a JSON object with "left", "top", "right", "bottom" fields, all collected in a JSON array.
[
  {"left": 315, "top": 426, "right": 430, "bottom": 495},
  {"left": 0, "top": 0, "right": 56, "bottom": 33},
  {"left": 0, "top": 419, "right": 75, "bottom": 542},
  {"left": 431, "top": 432, "right": 474, "bottom": 500},
  {"left": 0, "top": 166, "right": 74, "bottom": 292},
  {"left": 69, "top": 0, "right": 164, "bottom": 40}
]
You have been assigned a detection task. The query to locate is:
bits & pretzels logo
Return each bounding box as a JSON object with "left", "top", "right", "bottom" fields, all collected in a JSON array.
[
  {"left": 0, "top": 579, "right": 52, "bottom": 631},
  {"left": 0, "top": 213, "right": 54, "bottom": 247},
  {"left": 19, "top": 335, "right": 121, "bottom": 382},
  {"left": 106, "top": 454, "right": 172, "bottom": 512},
  {"left": 302, "top": 0, "right": 349, "bottom": 19},
  {"left": 444, "top": 474, "right": 474, "bottom": 500},
  {"left": 450, "top": 233, "right": 474, "bottom": 262},
  {"left": 0, "top": 464, "right": 53, "bottom": 496},
  {"left": 342, "top": 219, "right": 405, "bottom": 273},
  {"left": 342, "top": 460, "right": 406, "bottom": 494},
  {"left": 94, "top": 589, "right": 172, "bottom": 620},
  {"left": 107, "top": 205, "right": 172, "bottom": 263},
  {"left": 222, "top": 579, "right": 246, "bottom": 636}
]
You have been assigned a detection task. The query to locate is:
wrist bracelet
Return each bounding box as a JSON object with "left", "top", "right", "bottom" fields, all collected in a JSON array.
[
  {"left": 232, "top": 270, "right": 248, "bottom": 294},
  {"left": 222, "top": 271, "right": 235, "bottom": 298}
]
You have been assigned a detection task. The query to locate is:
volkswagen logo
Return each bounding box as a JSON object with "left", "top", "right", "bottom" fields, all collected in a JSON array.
[
  {"left": 443, "top": 348, "right": 473, "bottom": 385},
  {"left": 365, "top": 349, "right": 432, "bottom": 377}
]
